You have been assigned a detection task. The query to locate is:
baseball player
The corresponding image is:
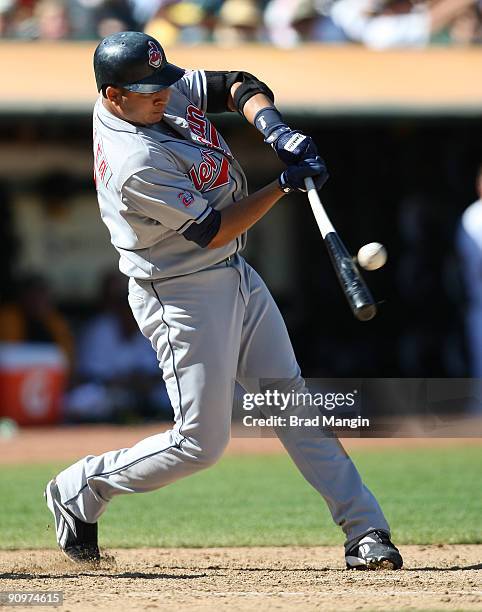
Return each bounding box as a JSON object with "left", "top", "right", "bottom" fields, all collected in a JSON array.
[
  {"left": 45, "top": 31, "right": 402, "bottom": 571},
  {"left": 457, "top": 163, "right": 482, "bottom": 382}
]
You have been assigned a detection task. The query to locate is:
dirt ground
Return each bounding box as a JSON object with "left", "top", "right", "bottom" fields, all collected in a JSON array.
[{"left": 1, "top": 546, "right": 481, "bottom": 611}]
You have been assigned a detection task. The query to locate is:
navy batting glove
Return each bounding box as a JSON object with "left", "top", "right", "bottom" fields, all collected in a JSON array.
[
  {"left": 253, "top": 108, "right": 319, "bottom": 166},
  {"left": 279, "top": 157, "right": 329, "bottom": 193},
  {"left": 268, "top": 127, "right": 319, "bottom": 166}
]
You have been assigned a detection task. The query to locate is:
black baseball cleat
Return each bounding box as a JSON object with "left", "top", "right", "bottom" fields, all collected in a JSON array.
[
  {"left": 345, "top": 530, "right": 403, "bottom": 570},
  {"left": 45, "top": 479, "right": 100, "bottom": 564}
]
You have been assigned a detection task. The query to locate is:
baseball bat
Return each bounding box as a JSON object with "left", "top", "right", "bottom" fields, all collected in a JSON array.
[{"left": 304, "top": 177, "right": 377, "bottom": 322}]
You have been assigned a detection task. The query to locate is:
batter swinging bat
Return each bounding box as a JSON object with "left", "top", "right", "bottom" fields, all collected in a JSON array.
[{"left": 304, "top": 177, "right": 377, "bottom": 322}]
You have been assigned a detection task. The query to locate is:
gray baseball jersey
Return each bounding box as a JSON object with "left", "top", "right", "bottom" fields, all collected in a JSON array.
[
  {"left": 54, "top": 69, "right": 390, "bottom": 550},
  {"left": 93, "top": 70, "right": 247, "bottom": 279}
]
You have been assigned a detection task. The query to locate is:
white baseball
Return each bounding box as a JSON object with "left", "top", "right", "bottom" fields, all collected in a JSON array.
[{"left": 357, "top": 242, "right": 387, "bottom": 271}]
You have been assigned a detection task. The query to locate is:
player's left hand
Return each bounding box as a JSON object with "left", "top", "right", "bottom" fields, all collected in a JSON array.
[
  {"left": 268, "top": 127, "right": 319, "bottom": 166},
  {"left": 279, "top": 156, "right": 329, "bottom": 193}
]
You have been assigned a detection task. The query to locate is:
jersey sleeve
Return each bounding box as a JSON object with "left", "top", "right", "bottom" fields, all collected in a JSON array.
[
  {"left": 172, "top": 69, "right": 208, "bottom": 113},
  {"left": 122, "top": 166, "right": 216, "bottom": 240}
]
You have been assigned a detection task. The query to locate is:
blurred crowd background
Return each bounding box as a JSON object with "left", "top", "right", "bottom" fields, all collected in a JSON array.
[{"left": 0, "top": 0, "right": 481, "bottom": 47}]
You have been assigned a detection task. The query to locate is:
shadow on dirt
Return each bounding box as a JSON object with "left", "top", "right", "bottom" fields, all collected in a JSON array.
[
  {"left": 0, "top": 571, "right": 208, "bottom": 580},
  {"left": 404, "top": 563, "right": 482, "bottom": 571}
]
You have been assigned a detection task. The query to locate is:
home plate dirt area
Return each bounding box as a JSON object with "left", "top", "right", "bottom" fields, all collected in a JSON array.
[{"left": 1, "top": 545, "right": 481, "bottom": 611}]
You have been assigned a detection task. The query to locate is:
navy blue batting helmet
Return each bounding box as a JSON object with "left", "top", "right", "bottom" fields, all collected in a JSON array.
[{"left": 93, "top": 31, "right": 185, "bottom": 93}]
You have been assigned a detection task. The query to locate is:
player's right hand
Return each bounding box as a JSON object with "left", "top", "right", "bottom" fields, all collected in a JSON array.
[
  {"left": 279, "top": 157, "right": 329, "bottom": 193},
  {"left": 269, "top": 127, "right": 319, "bottom": 166}
]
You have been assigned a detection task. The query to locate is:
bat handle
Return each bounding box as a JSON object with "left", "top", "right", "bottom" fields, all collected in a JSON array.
[{"left": 304, "top": 178, "right": 335, "bottom": 238}]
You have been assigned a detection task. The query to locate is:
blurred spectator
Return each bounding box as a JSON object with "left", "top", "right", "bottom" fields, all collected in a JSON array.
[
  {"left": 144, "top": 0, "right": 198, "bottom": 45},
  {"left": 0, "top": 273, "right": 75, "bottom": 370},
  {"left": 0, "top": 0, "right": 15, "bottom": 36},
  {"left": 456, "top": 163, "right": 482, "bottom": 378},
  {"left": 448, "top": 0, "right": 482, "bottom": 43},
  {"left": 330, "top": 0, "right": 480, "bottom": 49},
  {"left": 65, "top": 271, "right": 171, "bottom": 422},
  {"left": 129, "top": 0, "right": 165, "bottom": 27},
  {"left": 94, "top": 0, "right": 137, "bottom": 38},
  {"left": 35, "top": 0, "right": 70, "bottom": 39},
  {"left": 2, "top": 0, "right": 37, "bottom": 38},
  {"left": 66, "top": 0, "right": 136, "bottom": 40},
  {"left": 214, "top": 0, "right": 261, "bottom": 44},
  {"left": 264, "top": 0, "right": 327, "bottom": 46}
]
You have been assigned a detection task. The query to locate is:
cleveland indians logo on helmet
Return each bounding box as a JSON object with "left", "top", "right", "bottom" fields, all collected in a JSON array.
[{"left": 148, "top": 41, "right": 162, "bottom": 68}]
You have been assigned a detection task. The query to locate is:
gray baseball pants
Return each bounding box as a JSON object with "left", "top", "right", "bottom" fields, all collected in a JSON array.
[{"left": 55, "top": 255, "right": 389, "bottom": 547}]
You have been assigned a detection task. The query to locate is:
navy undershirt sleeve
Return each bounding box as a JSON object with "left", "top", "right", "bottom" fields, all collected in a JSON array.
[{"left": 182, "top": 208, "right": 221, "bottom": 248}]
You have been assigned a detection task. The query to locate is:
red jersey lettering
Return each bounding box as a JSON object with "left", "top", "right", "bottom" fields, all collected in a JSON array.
[
  {"left": 186, "top": 105, "right": 230, "bottom": 193},
  {"left": 93, "top": 136, "right": 113, "bottom": 188},
  {"left": 186, "top": 105, "right": 207, "bottom": 139},
  {"left": 189, "top": 150, "right": 230, "bottom": 193}
]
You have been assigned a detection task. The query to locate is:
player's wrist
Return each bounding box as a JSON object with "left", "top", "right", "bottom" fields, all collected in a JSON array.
[{"left": 253, "top": 108, "right": 289, "bottom": 142}]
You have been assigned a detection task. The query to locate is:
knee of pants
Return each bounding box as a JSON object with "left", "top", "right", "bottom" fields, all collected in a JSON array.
[{"left": 182, "top": 432, "right": 230, "bottom": 468}]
